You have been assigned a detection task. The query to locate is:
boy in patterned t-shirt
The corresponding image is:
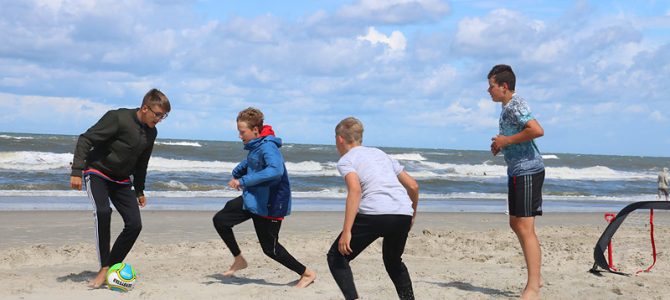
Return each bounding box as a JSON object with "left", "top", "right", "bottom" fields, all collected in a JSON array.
[{"left": 488, "top": 64, "right": 545, "bottom": 300}]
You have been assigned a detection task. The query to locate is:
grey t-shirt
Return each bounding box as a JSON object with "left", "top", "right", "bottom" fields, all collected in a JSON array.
[
  {"left": 337, "top": 146, "right": 413, "bottom": 216},
  {"left": 659, "top": 172, "right": 669, "bottom": 189},
  {"left": 499, "top": 95, "right": 545, "bottom": 176}
]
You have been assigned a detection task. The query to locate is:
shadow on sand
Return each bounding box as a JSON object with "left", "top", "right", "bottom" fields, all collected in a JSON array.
[
  {"left": 204, "top": 273, "right": 295, "bottom": 287},
  {"left": 57, "top": 270, "right": 97, "bottom": 283},
  {"left": 423, "top": 280, "right": 517, "bottom": 298}
]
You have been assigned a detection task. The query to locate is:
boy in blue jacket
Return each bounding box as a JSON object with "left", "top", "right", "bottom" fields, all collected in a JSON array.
[{"left": 213, "top": 107, "right": 316, "bottom": 288}]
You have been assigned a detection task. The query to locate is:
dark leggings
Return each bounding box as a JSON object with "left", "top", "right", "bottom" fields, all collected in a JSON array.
[
  {"left": 327, "top": 214, "right": 414, "bottom": 300},
  {"left": 212, "top": 196, "right": 306, "bottom": 275},
  {"left": 85, "top": 174, "right": 142, "bottom": 268}
]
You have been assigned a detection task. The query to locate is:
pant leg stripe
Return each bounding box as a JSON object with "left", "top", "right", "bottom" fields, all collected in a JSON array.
[
  {"left": 85, "top": 175, "right": 102, "bottom": 268},
  {"left": 525, "top": 175, "right": 532, "bottom": 216}
]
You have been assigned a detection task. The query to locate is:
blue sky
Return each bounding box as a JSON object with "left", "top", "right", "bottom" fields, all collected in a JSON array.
[{"left": 1, "top": 0, "right": 669, "bottom": 156}]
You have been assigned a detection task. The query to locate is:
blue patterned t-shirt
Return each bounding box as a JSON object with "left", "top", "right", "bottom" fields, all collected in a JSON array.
[{"left": 499, "top": 95, "right": 544, "bottom": 176}]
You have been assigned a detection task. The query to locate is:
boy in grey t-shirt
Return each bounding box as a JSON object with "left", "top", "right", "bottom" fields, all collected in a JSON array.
[
  {"left": 489, "top": 64, "right": 545, "bottom": 300},
  {"left": 327, "top": 117, "right": 419, "bottom": 300}
]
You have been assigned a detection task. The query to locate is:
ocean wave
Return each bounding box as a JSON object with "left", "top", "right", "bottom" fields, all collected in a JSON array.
[
  {"left": 148, "top": 157, "right": 237, "bottom": 173},
  {"left": 0, "top": 151, "right": 72, "bottom": 171},
  {"left": 0, "top": 134, "right": 34, "bottom": 140},
  {"left": 415, "top": 161, "right": 654, "bottom": 181},
  {"left": 0, "top": 151, "right": 340, "bottom": 175},
  {"left": 155, "top": 141, "right": 202, "bottom": 147},
  {"left": 0, "top": 150, "right": 657, "bottom": 181},
  {"left": 542, "top": 154, "right": 559, "bottom": 159},
  {"left": 545, "top": 166, "right": 649, "bottom": 180},
  {"left": 388, "top": 153, "right": 427, "bottom": 161},
  {"left": 284, "top": 161, "right": 339, "bottom": 176}
]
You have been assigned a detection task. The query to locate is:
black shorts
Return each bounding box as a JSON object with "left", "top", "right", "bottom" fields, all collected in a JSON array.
[
  {"left": 660, "top": 188, "right": 669, "bottom": 197},
  {"left": 508, "top": 170, "right": 544, "bottom": 217}
]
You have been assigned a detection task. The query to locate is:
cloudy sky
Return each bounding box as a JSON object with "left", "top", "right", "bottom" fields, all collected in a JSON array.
[{"left": 1, "top": 0, "right": 669, "bottom": 156}]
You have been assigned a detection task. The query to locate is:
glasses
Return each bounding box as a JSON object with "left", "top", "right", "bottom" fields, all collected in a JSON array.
[{"left": 146, "top": 106, "right": 168, "bottom": 120}]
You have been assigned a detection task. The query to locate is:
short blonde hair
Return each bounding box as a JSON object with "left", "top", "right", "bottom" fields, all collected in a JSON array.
[
  {"left": 142, "top": 88, "right": 171, "bottom": 112},
  {"left": 336, "top": 117, "right": 363, "bottom": 144},
  {"left": 237, "top": 107, "right": 264, "bottom": 131}
]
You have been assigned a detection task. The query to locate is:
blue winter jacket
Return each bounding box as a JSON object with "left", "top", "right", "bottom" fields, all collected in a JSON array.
[{"left": 232, "top": 136, "right": 292, "bottom": 217}]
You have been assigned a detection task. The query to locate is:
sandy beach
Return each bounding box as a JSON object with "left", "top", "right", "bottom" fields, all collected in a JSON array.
[{"left": 0, "top": 210, "right": 668, "bottom": 299}]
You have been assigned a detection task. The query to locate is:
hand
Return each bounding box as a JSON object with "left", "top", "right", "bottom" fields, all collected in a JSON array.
[
  {"left": 228, "top": 179, "right": 242, "bottom": 190},
  {"left": 70, "top": 176, "right": 82, "bottom": 190},
  {"left": 338, "top": 231, "right": 353, "bottom": 256},
  {"left": 137, "top": 195, "right": 147, "bottom": 208},
  {"left": 490, "top": 141, "right": 500, "bottom": 156},
  {"left": 491, "top": 135, "right": 509, "bottom": 156}
]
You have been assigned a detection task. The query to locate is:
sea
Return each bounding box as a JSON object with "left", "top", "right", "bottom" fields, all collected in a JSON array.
[{"left": 0, "top": 132, "right": 667, "bottom": 213}]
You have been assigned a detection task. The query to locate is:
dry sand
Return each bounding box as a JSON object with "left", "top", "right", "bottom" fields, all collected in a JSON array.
[{"left": 0, "top": 210, "right": 668, "bottom": 299}]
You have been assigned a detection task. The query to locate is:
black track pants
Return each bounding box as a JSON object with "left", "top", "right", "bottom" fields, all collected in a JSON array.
[
  {"left": 213, "top": 196, "right": 307, "bottom": 275},
  {"left": 327, "top": 214, "right": 414, "bottom": 300},
  {"left": 85, "top": 174, "right": 142, "bottom": 268}
]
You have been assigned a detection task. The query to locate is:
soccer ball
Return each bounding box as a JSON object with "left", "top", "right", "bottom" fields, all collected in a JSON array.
[{"left": 106, "top": 263, "right": 137, "bottom": 292}]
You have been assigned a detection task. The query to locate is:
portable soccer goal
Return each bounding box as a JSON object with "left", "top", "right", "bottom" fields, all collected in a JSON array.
[{"left": 591, "top": 201, "right": 670, "bottom": 276}]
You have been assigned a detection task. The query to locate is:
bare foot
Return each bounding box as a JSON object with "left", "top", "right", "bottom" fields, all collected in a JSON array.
[
  {"left": 223, "top": 255, "right": 248, "bottom": 277},
  {"left": 520, "top": 286, "right": 541, "bottom": 300},
  {"left": 295, "top": 268, "right": 316, "bottom": 288},
  {"left": 88, "top": 267, "right": 109, "bottom": 288}
]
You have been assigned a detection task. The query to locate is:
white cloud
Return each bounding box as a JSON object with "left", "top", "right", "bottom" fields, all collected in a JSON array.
[
  {"left": 337, "top": 0, "right": 449, "bottom": 24},
  {"left": 454, "top": 9, "right": 545, "bottom": 55},
  {"left": 0, "top": 92, "right": 112, "bottom": 131},
  {"left": 410, "top": 99, "right": 497, "bottom": 130},
  {"left": 650, "top": 110, "right": 666, "bottom": 122},
  {"left": 357, "top": 27, "right": 407, "bottom": 53},
  {"left": 524, "top": 38, "right": 568, "bottom": 63},
  {"left": 417, "top": 64, "right": 457, "bottom": 95}
]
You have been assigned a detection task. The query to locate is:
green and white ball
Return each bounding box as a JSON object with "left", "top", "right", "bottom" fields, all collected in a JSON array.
[{"left": 106, "top": 263, "right": 137, "bottom": 292}]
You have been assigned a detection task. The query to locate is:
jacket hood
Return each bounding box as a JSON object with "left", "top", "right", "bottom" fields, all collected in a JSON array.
[
  {"left": 245, "top": 135, "right": 282, "bottom": 150},
  {"left": 260, "top": 125, "right": 275, "bottom": 137}
]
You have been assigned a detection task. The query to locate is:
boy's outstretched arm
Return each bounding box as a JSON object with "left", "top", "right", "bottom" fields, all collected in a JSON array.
[
  {"left": 339, "top": 172, "right": 361, "bottom": 256},
  {"left": 397, "top": 171, "right": 419, "bottom": 229},
  {"left": 491, "top": 119, "right": 544, "bottom": 155}
]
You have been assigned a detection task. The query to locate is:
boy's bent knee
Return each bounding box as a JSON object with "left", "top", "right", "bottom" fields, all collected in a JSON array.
[
  {"left": 261, "top": 246, "right": 278, "bottom": 258},
  {"left": 213, "top": 214, "right": 233, "bottom": 229},
  {"left": 327, "top": 252, "right": 343, "bottom": 265},
  {"left": 126, "top": 222, "right": 142, "bottom": 234}
]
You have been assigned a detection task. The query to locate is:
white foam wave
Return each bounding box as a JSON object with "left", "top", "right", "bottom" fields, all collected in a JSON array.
[
  {"left": 415, "top": 161, "right": 507, "bottom": 178},
  {"left": 0, "top": 151, "right": 657, "bottom": 181},
  {"left": 414, "top": 161, "right": 655, "bottom": 181},
  {"left": 165, "top": 180, "right": 189, "bottom": 190},
  {"left": 0, "top": 151, "right": 339, "bottom": 175},
  {"left": 148, "top": 157, "right": 237, "bottom": 173},
  {"left": 545, "top": 166, "right": 649, "bottom": 180},
  {"left": 155, "top": 141, "right": 202, "bottom": 147},
  {"left": 0, "top": 151, "right": 73, "bottom": 171},
  {"left": 542, "top": 154, "right": 559, "bottom": 159},
  {"left": 388, "top": 153, "right": 427, "bottom": 161},
  {"left": 284, "top": 161, "right": 339, "bottom": 176},
  {"left": 0, "top": 134, "right": 34, "bottom": 140}
]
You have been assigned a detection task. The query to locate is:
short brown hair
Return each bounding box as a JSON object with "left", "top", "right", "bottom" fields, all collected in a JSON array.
[
  {"left": 487, "top": 64, "right": 516, "bottom": 91},
  {"left": 142, "top": 88, "right": 171, "bottom": 112},
  {"left": 237, "top": 107, "right": 264, "bottom": 131},
  {"left": 336, "top": 117, "right": 363, "bottom": 144}
]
